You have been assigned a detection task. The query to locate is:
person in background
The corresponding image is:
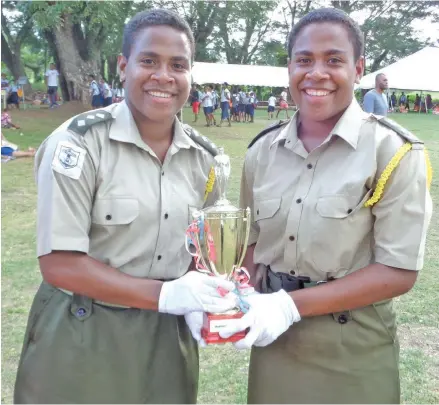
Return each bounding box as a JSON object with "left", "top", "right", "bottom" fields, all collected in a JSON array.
[
  {"left": 89, "top": 74, "right": 101, "bottom": 109},
  {"left": 1, "top": 108, "right": 20, "bottom": 129},
  {"left": 426, "top": 94, "right": 433, "bottom": 111},
  {"left": 218, "top": 82, "right": 231, "bottom": 127},
  {"left": 362, "top": 73, "right": 388, "bottom": 116},
  {"left": 1, "top": 132, "right": 35, "bottom": 160},
  {"left": 100, "top": 78, "right": 113, "bottom": 107},
  {"left": 238, "top": 88, "right": 246, "bottom": 122},
  {"left": 276, "top": 87, "right": 289, "bottom": 119},
  {"left": 248, "top": 91, "right": 256, "bottom": 123},
  {"left": 267, "top": 93, "right": 276, "bottom": 120},
  {"left": 45, "top": 63, "right": 60, "bottom": 109},
  {"left": 201, "top": 85, "right": 215, "bottom": 126},
  {"left": 390, "top": 91, "right": 397, "bottom": 111},
  {"left": 399, "top": 91, "right": 406, "bottom": 107},
  {"left": 1, "top": 73, "right": 9, "bottom": 89},
  {"left": 190, "top": 83, "right": 201, "bottom": 123},
  {"left": 7, "top": 80, "right": 20, "bottom": 110}
]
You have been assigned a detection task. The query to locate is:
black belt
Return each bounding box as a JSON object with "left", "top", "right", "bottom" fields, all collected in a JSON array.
[{"left": 266, "top": 266, "right": 328, "bottom": 292}]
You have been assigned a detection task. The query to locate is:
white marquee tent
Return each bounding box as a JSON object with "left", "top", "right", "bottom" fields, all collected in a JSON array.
[
  {"left": 358, "top": 46, "right": 439, "bottom": 92},
  {"left": 192, "top": 61, "right": 289, "bottom": 87}
]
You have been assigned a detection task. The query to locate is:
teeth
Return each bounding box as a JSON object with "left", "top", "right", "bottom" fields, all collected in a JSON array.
[
  {"left": 305, "top": 89, "right": 330, "bottom": 96},
  {"left": 148, "top": 91, "right": 172, "bottom": 98}
]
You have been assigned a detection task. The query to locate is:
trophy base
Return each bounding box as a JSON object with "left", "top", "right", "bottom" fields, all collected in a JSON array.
[{"left": 201, "top": 312, "right": 247, "bottom": 344}]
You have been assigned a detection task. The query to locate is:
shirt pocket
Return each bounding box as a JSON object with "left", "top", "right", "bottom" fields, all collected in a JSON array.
[
  {"left": 91, "top": 197, "right": 139, "bottom": 225},
  {"left": 311, "top": 190, "right": 373, "bottom": 273},
  {"left": 254, "top": 197, "right": 283, "bottom": 263}
]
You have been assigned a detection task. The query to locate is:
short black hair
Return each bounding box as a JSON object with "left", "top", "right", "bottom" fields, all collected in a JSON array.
[
  {"left": 122, "top": 8, "right": 195, "bottom": 62},
  {"left": 287, "top": 8, "right": 364, "bottom": 61}
]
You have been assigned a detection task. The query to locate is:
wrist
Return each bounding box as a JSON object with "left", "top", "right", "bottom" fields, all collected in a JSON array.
[{"left": 276, "top": 289, "right": 301, "bottom": 324}]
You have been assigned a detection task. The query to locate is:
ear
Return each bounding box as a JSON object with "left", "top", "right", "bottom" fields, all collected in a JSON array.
[
  {"left": 118, "top": 55, "right": 128, "bottom": 84},
  {"left": 355, "top": 56, "right": 365, "bottom": 84}
]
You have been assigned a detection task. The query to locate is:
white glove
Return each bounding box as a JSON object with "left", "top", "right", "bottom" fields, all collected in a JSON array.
[
  {"left": 158, "top": 271, "right": 237, "bottom": 315},
  {"left": 219, "top": 289, "right": 301, "bottom": 350},
  {"left": 184, "top": 311, "right": 207, "bottom": 347}
]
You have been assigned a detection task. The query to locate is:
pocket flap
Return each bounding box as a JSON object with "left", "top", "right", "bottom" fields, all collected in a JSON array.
[
  {"left": 254, "top": 198, "right": 281, "bottom": 221},
  {"left": 92, "top": 198, "right": 139, "bottom": 225},
  {"left": 316, "top": 192, "right": 371, "bottom": 219}
]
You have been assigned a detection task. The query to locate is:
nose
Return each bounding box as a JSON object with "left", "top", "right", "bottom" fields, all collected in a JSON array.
[
  {"left": 151, "top": 64, "right": 174, "bottom": 84},
  {"left": 305, "top": 63, "right": 330, "bottom": 81}
]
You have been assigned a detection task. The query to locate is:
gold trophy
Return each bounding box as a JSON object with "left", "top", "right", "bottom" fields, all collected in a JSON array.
[{"left": 186, "top": 148, "right": 251, "bottom": 344}]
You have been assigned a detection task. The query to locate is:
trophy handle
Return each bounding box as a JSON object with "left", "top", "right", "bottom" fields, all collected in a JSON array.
[{"left": 236, "top": 207, "right": 251, "bottom": 269}]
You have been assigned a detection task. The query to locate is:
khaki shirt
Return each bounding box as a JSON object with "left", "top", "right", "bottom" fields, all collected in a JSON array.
[
  {"left": 36, "top": 101, "right": 217, "bottom": 280},
  {"left": 240, "top": 100, "right": 432, "bottom": 281}
]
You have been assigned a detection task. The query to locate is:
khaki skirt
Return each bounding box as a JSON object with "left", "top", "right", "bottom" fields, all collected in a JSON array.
[
  {"left": 14, "top": 282, "right": 199, "bottom": 404},
  {"left": 248, "top": 299, "right": 400, "bottom": 404}
]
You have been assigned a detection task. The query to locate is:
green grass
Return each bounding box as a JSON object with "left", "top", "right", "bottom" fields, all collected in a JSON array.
[{"left": 2, "top": 104, "right": 438, "bottom": 403}]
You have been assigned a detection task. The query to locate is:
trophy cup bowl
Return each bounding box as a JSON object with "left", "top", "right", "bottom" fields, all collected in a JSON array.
[
  {"left": 186, "top": 147, "right": 251, "bottom": 344},
  {"left": 192, "top": 203, "right": 251, "bottom": 344}
]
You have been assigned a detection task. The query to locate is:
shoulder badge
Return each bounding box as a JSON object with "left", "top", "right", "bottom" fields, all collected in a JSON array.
[
  {"left": 374, "top": 116, "right": 423, "bottom": 144},
  {"left": 67, "top": 110, "right": 113, "bottom": 136},
  {"left": 248, "top": 119, "right": 290, "bottom": 149},
  {"left": 183, "top": 124, "right": 219, "bottom": 157}
]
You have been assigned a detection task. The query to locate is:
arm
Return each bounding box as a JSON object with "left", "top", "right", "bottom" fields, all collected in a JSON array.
[
  {"left": 40, "top": 251, "right": 163, "bottom": 310},
  {"left": 363, "top": 92, "right": 374, "bottom": 113}
]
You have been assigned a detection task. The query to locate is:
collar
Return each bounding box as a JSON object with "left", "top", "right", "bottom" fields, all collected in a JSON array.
[
  {"left": 271, "top": 99, "right": 367, "bottom": 151},
  {"left": 108, "top": 101, "right": 201, "bottom": 152}
]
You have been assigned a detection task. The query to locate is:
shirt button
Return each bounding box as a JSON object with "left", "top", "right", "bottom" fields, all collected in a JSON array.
[
  {"left": 338, "top": 314, "right": 348, "bottom": 324},
  {"left": 307, "top": 163, "right": 313, "bottom": 169},
  {"left": 105, "top": 214, "right": 112, "bottom": 220},
  {"left": 347, "top": 209, "right": 353, "bottom": 214},
  {"left": 296, "top": 198, "right": 302, "bottom": 204},
  {"left": 76, "top": 308, "right": 87, "bottom": 317},
  {"left": 289, "top": 235, "right": 295, "bottom": 241},
  {"left": 157, "top": 255, "right": 162, "bottom": 260},
  {"left": 290, "top": 270, "right": 296, "bottom": 275},
  {"left": 164, "top": 213, "right": 168, "bottom": 219}
]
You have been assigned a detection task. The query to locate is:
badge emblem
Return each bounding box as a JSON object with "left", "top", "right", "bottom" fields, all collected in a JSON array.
[{"left": 58, "top": 146, "right": 79, "bottom": 169}]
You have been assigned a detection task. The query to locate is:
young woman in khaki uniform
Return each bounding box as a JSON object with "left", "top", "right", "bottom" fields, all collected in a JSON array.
[
  {"left": 13, "top": 9, "right": 236, "bottom": 404},
  {"left": 217, "top": 8, "right": 433, "bottom": 404}
]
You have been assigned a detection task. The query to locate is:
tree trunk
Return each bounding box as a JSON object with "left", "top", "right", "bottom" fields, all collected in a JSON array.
[
  {"left": 50, "top": 13, "right": 100, "bottom": 104},
  {"left": 1, "top": 33, "right": 32, "bottom": 93},
  {"left": 107, "top": 54, "right": 118, "bottom": 84}
]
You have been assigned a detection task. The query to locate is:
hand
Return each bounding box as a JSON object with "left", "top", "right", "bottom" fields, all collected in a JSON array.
[
  {"left": 219, "top": 290, "right": 301, "bottom": 350},
  {"left": 184, "top": 311, "right": 207, "bottom": 347},
  {"left": 158, "top": 271, "right": 236, "bottom": 315}
]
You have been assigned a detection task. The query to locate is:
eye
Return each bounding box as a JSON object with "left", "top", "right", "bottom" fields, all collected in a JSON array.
[
  {"left": 297, "top": 58, "right": 311, "bottom": 64},
  {"left": 328, "top": 58, "right": 342, "bottom": 65},
  {"left": 141, "top": 58, "right": 155, "bottom": 65},
  {"left": 173, "top": 63, "right": 186, "bottom": 70}
]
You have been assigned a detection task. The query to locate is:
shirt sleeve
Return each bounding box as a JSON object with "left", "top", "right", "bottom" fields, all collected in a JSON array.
[
  {"left": 239, "top": 154, "right": 259, "bottom": 246},
  {"left": 363, "top": 92, "right": 374, "bottom": 113},
  {"left": 35, "top": 130, "right": 97, "bottom": 257},
  {"left": 373, "top": 145, "right": 432, "bottom": 271}
]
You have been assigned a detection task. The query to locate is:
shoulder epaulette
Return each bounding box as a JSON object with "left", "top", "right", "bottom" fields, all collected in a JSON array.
[
  {"left": 374, "top": 115, "right": 423, "bottom": 145},
  {"left": 183, "top": 124, "right": 218, "bottom": 156},
  {"left": 248, "top": 119, "right": 290, "bottom": 149},
  {"left": 67, "top": 110, "right": 113, "bottom": 136}
]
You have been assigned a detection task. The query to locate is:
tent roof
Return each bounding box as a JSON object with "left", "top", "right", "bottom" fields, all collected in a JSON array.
[
  {"left": 192, "top": 61, "right": 288, "bottom": 87},
  {"left": 358, "top": 46, "right": 439, "bottom": 92}
]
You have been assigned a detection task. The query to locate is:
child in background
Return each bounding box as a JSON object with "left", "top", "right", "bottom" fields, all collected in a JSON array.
[
  {"left": 1, "top": 109, "right": 20, "bottom": 129},
  {"left": 1, "top": 132, "right": 35, "bottom": 161}
]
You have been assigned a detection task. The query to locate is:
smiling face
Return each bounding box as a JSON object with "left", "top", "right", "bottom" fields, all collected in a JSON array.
[
  {"left": 118, "top": 25, "right": 192, "bottom": 124},
  {"left": 288, "top": 22, "right": 364, "bottom": 123}
]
